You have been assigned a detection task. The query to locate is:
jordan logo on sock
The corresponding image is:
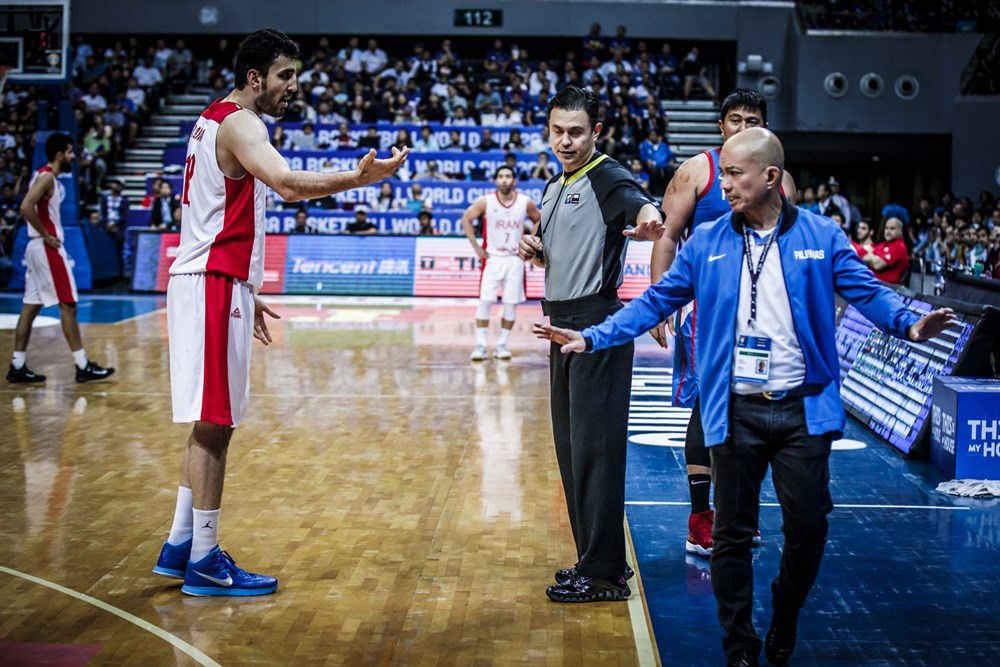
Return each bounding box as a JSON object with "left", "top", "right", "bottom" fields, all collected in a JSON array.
[{"left": 201, "top": 521, "right": 213, "bottom": 529}]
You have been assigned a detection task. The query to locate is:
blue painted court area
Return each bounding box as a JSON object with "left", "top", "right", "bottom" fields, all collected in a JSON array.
[
  {"left": 0, "top": 294, "right": 164, "bottom": 324},
  {"left": 625, "top": 353, "right": 1000, "bottom": 667}
]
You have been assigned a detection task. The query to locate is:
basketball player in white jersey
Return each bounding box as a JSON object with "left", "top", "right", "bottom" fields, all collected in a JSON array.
[
  {"left": 7, "top": 132, "right": 115, "bottom": 384},
  {"left": 152, "top": 28, "right": 408, "bottom": 596},
  {"left": 460, "top": 165, "right": 541, "bottom": 361}
]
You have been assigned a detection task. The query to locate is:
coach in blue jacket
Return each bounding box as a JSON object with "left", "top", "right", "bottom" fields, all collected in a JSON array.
[{"left": 534, "top": 128, "right": 955, "bottom": 667}]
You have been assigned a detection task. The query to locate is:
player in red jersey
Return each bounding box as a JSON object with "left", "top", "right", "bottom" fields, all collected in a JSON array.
[{"left": 7, "top": 132, "right": 114, "bottom": 384}]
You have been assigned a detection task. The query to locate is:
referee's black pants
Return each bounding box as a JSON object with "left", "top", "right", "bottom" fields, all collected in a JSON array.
[
  {"left": 544, "top": 293, "right": 634, "bottom": 578},
  {"left": 709, "top": 393, "right": 833, "bottom": 658}
]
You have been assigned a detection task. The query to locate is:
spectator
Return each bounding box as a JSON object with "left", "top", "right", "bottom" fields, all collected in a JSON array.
[
  {"left": 291, "top": 209, "right": 315, "bottom": 234},
  {"left": 851, "top": 218, "right": 876, "bottom": 258},
  {"left": 638, "top": 128, "right": 676, "bottom": 194},
  {"left": 413, "top": 126, "right": 441, "bottom": 152},
  {"left": 417, "top": 210, "right": 436, "bottom": 235},
  {"left": 474, "top": 82, "right": 502, "bottom": 121},
  {"left": 504, "top": 129, "right": 527, "bottom": 152},
  {"left": 608, "top": 25, "right": 632, "bottom": 59},
  {"left": 681, "top": 46, "right": 716, "bottom": 101},
  {"left": 826, "top": 177, "right": 852, "bottom": 226},
  {"left": 416, "top": 160, "right": 444, "bottom": 180},
  {"left": 529, "top": 152, "right": 555, "bottom": 181},
  {"left": 345, "top": 205, "right": 378, "bottom": 235},
  {"left": 150, "top": 180, "right": 180, "bottom": 231},
  {"left": 167, "top": 39, "right": 194, "bottom": 93},
  {"left": 445, "top": 105, "right": 475, "bottom": 126},
  {"left": 582, "top": 22, "right": 607, "bottom": 61},
  {"left": 628, "top": 156, "right": 651, "bottom": 190},
  {"left": 361, "top": 39, "right": 389, "bottom": 76},
  {"left": 292, "top": 122, "right": 320, "bottom": 151},
  {"left": 371, "top": 182, "right": 396, "bottom": 212},
  {"left": 80, "top": 83, "right": 108, "bottom": 113},
  {"left": 529, "top": 61, "right": 558, "bottom": 100},
  {"left": 478, "top": 128, "right": 500, "bottom": 151},
  {"left": 99, "top": 178, "right": 130, "bottom": 257},
  {"left": 443, "top": 129, "right": 469, "bottom": 152},
  {"left": 863, "top": 217, "right": 909, "bottom": 283},
  {"left": 271, "top": 125, "right": 290, "bottom": 150},
  {"left": 333, "top": 122, "right": 356, "bottom": 150},
  {"left": 656, "top": 43, "right": 681, "bottom": 97},
  {"left": 0, "top": 182, "right": 21, "bottom": 226},
  {"left": 357, "top": 126, "right": 382, "bottom": 150},
  {"left": 402, "top": 183, "right": 432, "bottom": 213}
]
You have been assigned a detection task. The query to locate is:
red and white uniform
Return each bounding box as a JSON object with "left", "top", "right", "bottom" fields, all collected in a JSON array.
[
  {"left": 167, "top": 100, "right": 266, "bottom": 427},
  {"left": 479, "top": 191, "right": 530, "bottom": 304},
  {"left": 23, "top": 166, "right": 78, "bottom": 307}
]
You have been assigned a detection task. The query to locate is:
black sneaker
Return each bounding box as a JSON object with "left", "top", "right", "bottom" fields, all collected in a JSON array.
[
  {"left": 75, "top": 361, "right": 115, "bottom": 383},
  {"left": 546, "top": 573, "right": 631, "bottom": 603},
  {"left": 7, "top": 364, "right": 46, "bottom": 383},
  {"left": 555, "top": 563, "right": 634, "bottom": 584}
]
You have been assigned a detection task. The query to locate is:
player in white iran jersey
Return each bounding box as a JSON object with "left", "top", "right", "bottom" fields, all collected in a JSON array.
[
  {"left": 157, "top": 29, "right": 409, "bottom": 598},
  {"left": 460, "top": 165, "right": 541, "bottom": 361},
  {"left": 8, "top": 132, "right": 114, "bottom": 385},
  {"left": 170, "top": 100, "right": 268, "bottom": 289}
]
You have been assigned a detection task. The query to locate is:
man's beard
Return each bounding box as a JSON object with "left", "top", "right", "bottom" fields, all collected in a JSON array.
[{"left": 259, "top": 81, "right": 286, "bottom": 118}]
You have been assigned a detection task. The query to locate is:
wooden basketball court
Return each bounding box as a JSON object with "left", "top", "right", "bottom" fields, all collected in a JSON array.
[{"left": 0, "top": 296, "right": 658, "bottom": 665}]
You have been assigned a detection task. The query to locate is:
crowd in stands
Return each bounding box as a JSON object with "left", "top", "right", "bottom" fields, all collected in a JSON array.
[
  {"left": 800, "top": 1, "right": 999, "bottom": 32},
  {"left": 2, "top": 22, "right": 1000, "bottom": 290},
  {"left": 798, "top": 178, "right": 1000, "bottom": 285}
]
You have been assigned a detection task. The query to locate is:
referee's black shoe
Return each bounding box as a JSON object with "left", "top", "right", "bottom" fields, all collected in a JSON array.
[
  {"left": 555, "top": 562, "right": 634, "bottom": 584},
  {"left": 764, "top": 605, "right": 799, "bottom": 666},
  {"left": 76, "top": 361, "right": 115, "bottom": 383},
  {"left": 546, "top": 573, "right": 630, "bottom": 603},
  {"left": 7, "top": 364, "right": 46, "bottom": 383}
]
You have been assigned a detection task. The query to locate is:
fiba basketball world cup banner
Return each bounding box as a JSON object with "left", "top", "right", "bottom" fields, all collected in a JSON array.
[{"left": 131, "top": 232, "right": 655, "bottom": 299}]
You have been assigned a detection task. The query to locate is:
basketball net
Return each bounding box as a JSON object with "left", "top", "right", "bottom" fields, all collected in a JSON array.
[{"left": 0, "top": 66, "right": 9, "bottom": 98}]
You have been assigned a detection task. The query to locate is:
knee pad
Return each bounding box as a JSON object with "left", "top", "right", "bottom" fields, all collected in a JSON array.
[{"left": 502, "top": 303, "right": 517, "bottom": 322}]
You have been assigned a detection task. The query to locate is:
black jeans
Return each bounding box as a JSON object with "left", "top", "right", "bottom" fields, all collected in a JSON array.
[
  {"left": 709, "top": 393, "right": 833, "bottom": 657},
  {"left": 544, "top": 292, "right": 634, "bottom": 578}
]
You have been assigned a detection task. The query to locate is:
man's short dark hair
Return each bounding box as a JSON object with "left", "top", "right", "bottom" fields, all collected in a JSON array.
[
  {"left": 44, "top": 132, "right": 74, "bottom": 161},
  {"left": 719, "top": 88, "right": 768, "bottom": 125},
  {"left": 495, "top": 165, "right": 516, "bottom": 179},
  {"left": 233, "top": 28, "right": 299, "bottom": 90},
  {"left": 546, "top": 86, "right": 600, "bottom": 129}
]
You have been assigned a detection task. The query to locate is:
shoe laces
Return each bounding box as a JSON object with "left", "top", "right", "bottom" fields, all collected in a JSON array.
[{"left": 217, "top": 550, "right": 246, "bottom": 575}]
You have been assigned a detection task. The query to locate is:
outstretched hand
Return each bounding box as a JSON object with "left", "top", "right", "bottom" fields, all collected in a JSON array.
[
  {"left": 253, "top": 295, "right": 281, "bottom": 345},
  {"left": 355, "top": 146, "right": 410, "bottom": 186},
  {"left": 532, "top": 322, "right": 587, "bottom": 354},
  {"left": 624, "top": 216, "right": 665, "bottom": 241},
  {"left": 908, "top": 307, "right": 958, "bottom": 342}
]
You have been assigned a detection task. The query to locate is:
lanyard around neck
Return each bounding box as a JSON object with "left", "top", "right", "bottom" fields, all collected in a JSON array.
[{"left": 741, "top": 213, "right": 782, "bottom": 329}]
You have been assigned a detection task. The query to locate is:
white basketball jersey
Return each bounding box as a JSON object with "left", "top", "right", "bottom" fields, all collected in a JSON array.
[
  {"left": 170, "top": 100, "right": 267, "bottom": 289},
  {"left": 483, "top": 191, "right": 529, "bottom": 257},
  {"left": 27, "top": 166, "right": 65, "bottom": 241}
]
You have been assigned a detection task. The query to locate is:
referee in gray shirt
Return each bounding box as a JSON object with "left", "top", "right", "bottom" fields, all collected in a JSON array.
[{"left": 519, "top": 86, "right": 664, "bottom": 602}]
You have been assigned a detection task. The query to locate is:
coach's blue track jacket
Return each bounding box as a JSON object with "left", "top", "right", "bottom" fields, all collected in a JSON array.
[{"left": 581, "top": 198, "right": 921, "bottom": 447}]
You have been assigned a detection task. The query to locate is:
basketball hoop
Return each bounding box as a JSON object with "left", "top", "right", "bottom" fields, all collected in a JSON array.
[{"left": 0, "top": 66, "right": 10, "bottom": 98}]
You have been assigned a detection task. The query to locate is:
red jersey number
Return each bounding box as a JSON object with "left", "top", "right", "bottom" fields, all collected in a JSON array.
[{"left": 181, "top": 154, "right": 196, "bottom": 206}]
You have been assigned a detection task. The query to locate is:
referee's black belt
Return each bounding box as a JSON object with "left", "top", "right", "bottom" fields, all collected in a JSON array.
[{"left": 734, "top": 385, "right": 820, "bottom": 402}]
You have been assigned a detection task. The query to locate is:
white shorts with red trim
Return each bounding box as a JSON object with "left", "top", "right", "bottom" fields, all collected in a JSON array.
[
  {"left": 23, "top": 238, "right": 78, "bottom": 307},
  {"left": 167, "top": 272, "right": 255, "bottom": 427},
  {"left": 479, "top": 254, "right": 525, "bottom": 304}
]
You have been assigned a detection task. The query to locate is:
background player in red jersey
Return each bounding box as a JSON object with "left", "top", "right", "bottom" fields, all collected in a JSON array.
[
  {"left": 7, "top": 132, "right": 114, "bottom": 384},
  {"left": 153, "top": 28, "right": 408, "bottom": 597}
]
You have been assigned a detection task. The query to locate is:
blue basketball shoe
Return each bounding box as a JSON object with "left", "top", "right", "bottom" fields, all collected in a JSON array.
[
  {"left": 181, "top": 547, "right": 278, "bottom": 597},
  {"left": 153, "top": 539, "right": 192, "bottom": 579}
]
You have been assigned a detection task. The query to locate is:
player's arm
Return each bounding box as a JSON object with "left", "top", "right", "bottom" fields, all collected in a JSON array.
[
  {"left": 221, "top": 110, "right": 409, "bottom": 202},
  {"left": 460, "top": 197, "right": 488, "bottom": 259},
  {"left": 525, "top": 199, "right": 542, "bottom": 230},
  {"left": 652, "top": 153, "right": 705, "bottom": 283},
  {"left": 19, "top": 172, "right": 60, "bottom": 248},
  {"left": 781, "top": 170, "right": 797, "bottom": 205}
]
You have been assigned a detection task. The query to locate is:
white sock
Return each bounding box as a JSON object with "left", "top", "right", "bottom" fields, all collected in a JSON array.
[
  {"left": 72, "top": 349, "right": 87, "bottom": 370},
  {"left": 475, "top": 327, "right": 488, "bottom": 347},
  {"left": 191, "top": 508, "right": 221, "bottom": 562},
  {"left": 166, "top": 486, "right": 194, "bottom": 546},
  {"left": 498, "top": 328, "right": 511, "bottom": 346},
  {"left": 11, "top": 351, "right": 26, "bottom": 369}
]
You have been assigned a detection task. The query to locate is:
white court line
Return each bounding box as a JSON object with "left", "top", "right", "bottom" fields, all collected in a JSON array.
[
  {"left": 0, "top": 565, "right": 222, "bottom": 667},
  {"left": 626, "top": 501, "right": 970, "bottom": 511},
  {"left": 624, "top": 524, "right": 659, "bottom": 667}
]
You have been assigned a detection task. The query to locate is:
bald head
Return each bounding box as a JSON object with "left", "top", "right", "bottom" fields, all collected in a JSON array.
[{"left": 723, "top": 127, "right": 784, "bottom": 172}]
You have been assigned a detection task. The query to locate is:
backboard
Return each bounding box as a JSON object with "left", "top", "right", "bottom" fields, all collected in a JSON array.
[{"left": 0, "top": 0, "right": 69, "bottom": 82}]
